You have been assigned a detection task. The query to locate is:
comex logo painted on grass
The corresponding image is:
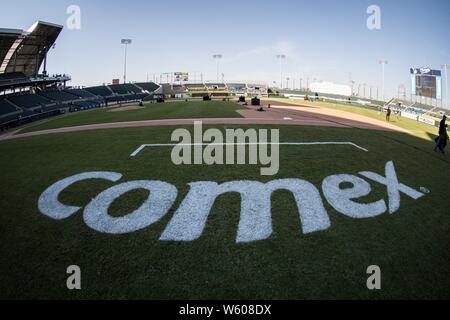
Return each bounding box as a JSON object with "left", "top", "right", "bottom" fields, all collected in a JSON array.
[{"left": 38, "top": 161, "right": 425, "bottom": 243}]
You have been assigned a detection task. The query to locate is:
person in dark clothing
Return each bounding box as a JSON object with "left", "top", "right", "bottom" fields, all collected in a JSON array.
[
  {"left": 386, "top": 107, "right": 392, "bottom": 122},
  {"left": 434, "top": 115, "right": 449, "bottom": 154}
]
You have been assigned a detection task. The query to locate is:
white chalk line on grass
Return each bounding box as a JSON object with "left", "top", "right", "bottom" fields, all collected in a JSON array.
[{"left": 130, "top": 142, "right": 369, "bottom": 157}]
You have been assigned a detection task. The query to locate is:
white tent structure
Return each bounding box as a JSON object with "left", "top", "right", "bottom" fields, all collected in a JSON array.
[{"left": 309, "top": 81, "right": 352, "bottom": 97}]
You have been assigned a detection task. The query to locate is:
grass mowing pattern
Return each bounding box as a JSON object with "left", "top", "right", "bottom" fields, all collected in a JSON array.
[
  {"left": 19, "top": 100, "right": 245, "bottom": 134},
  {"left": 0, "top": 125, "right": 449, "bottom": 299}
]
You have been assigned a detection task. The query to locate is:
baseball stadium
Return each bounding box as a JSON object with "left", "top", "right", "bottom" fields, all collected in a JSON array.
[{"left": 1, "top": 0, "right": 449, "bottom": 302}]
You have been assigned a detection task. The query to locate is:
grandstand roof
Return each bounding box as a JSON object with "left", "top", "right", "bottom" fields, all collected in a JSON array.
[
  {"left": 0, "top": 29, "right": 23, "bottom": 72},
  {"left": 0, "top": 21, "right": 63, "bottom": 76}
]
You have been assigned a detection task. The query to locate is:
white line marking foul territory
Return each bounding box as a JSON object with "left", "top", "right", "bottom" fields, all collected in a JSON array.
[{"left": 130, "top": 142, "right": 369, "bottom": 157}]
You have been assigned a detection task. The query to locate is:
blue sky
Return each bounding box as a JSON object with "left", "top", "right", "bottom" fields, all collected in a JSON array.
[{"left": 1, "top": 0, "right": 449, "bottom": 102}]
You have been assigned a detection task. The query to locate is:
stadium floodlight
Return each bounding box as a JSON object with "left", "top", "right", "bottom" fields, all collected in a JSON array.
[
  {"left": 276, "top": 55, "right": 286, "bottom": 89},
  {"left": 379, "top": 60, "right": 388, "bottom": 101},
  {"left": 398, "top": 84, "right": 406, "bottom": 100},
  {"left": 213, "top": 54, "right": 223, "bottom": 83},
  {"left": 350, "top": 80, "right": 355, "bottom": 96},
  {"left": 121, "top": 39, "right": 132, "bottom": 83},
  {"left": 442, "top": 64, "right": 449, "bottom": 109}
]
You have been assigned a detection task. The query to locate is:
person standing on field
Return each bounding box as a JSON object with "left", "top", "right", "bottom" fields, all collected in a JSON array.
[
  {"left": 434, "top": 115, "right": 448, "bottom": 154},
  {"left": 386, "top": 107, "right": 392, "bottom": 122}
]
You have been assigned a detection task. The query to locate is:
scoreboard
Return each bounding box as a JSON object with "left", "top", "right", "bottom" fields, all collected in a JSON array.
[
  {"left": 174, "top": 72, "right": 189, "bottom": 82},
  {"left": 410, "top": 67, "right": 442, "bottom": 99}
]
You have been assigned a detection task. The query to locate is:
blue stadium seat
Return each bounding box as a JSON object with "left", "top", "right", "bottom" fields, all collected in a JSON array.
[
  {"left": 109, "top": 84, "right": 142, "bottom": 95},
  {"left": 7, "top": 94, "right": 50, "bottom": 109},
  {"left": 85, "top": 86, "right": 113, "bottom": 97},
  {"left": 135, "top": 82, "right": 160, "bottom": 92},
  {"left": 0, "top": 98, "right": 19, "bottom": 115},
  {"left": 66, "top": 89, "right": 98, "bottom": 98},
  {"left": 38, "top": 90, "right": 79, "bottom": 102}
]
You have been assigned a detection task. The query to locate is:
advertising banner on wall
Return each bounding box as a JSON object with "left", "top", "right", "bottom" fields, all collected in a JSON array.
[
  {"left": 401, "top": 112, "right": 419, "bottom": 121},
  {"left": 418, "top": 116, "right": 436, "bottom": 126}
]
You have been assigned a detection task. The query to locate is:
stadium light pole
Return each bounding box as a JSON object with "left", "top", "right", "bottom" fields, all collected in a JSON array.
[
  {"left": 121, "top": 39, "right": 132, "bottom": 84},
  {"left": 442, "top": 64, "right": 449, "bottom": 109},
  {"left": 276, "top": 55, "right": 286, "bottom": 89},
  {"left": 379, "top": 59, "right": 388, "bottom": 101},
  {"left": 213, "top": 54, "right": 223, "bottom": 83}
]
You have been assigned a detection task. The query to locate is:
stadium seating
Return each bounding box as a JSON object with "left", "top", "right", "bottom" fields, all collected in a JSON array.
[
  {"left": 185, "top": 83, "right": 207, "bottom": 89},
  {"left": 206, "top": 83, "right": 227, "bottom": 89},
  {"left": 0, "top": 72, "right": 29, "bottom": 85},
  {"left": 72, "top": 101, "right": 101, "bottom": 110},
  {"left": 411, "top": 103, "right": 434, "bottom": 112},
  {"left": 172, "top": 85, "right": 188, "bottom": 96},
  {"left": 106, "top": 93, "right": 147, "bottom": 103},
  {"left": 18, "top": 110, "right": 36, "bottom": 117},
  {"left": 85, "top": 86, "right": 113, "bottom": 97},
  {"left": 0, "top": 109, "right": 39, "bottom": 125},
  {"left": 227, "top": 83, "right": 247, "bottom": 90},
  {"left": 0, "top": 113, "right": 21, "bottom": 125},
  {"left": 226, "top": 83, "right": 248, "bottom": 96},
  {"left": 185, "top": 83, "right": 208, "bottom": 97},
  {"left": 0, "top": 98, "right": 19, "bottom": 115},
  {"left": 7, "top": 94, "right": 50, "bottom": 109},
  {"left": 109, "top": 84, "right": 142, "bottom": 95},
  {"left": 65, "top": 89, "right": 98, "bottom": 99},
  {"left": 38, "top": 90, "right": 79, "bottom": 102},
  {"left": 206, "top": 83, "right": 229, "bottom": 97},
  {"left": 40, "top": 105, "right": 66, "bottom": 113},
  {"left": 135, "top": 82, "right": 160, "bottom": 92}
]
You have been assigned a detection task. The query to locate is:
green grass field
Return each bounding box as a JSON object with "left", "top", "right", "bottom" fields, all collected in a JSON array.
[
  {"left": 266, "top": 97, "right": 440, "bottom": 141},
  {"left": 18, "top": 100, "right": 244, "bottom": 134},
  {"left": 1, "top": 101, "right": 449, "bottom": 299}
]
